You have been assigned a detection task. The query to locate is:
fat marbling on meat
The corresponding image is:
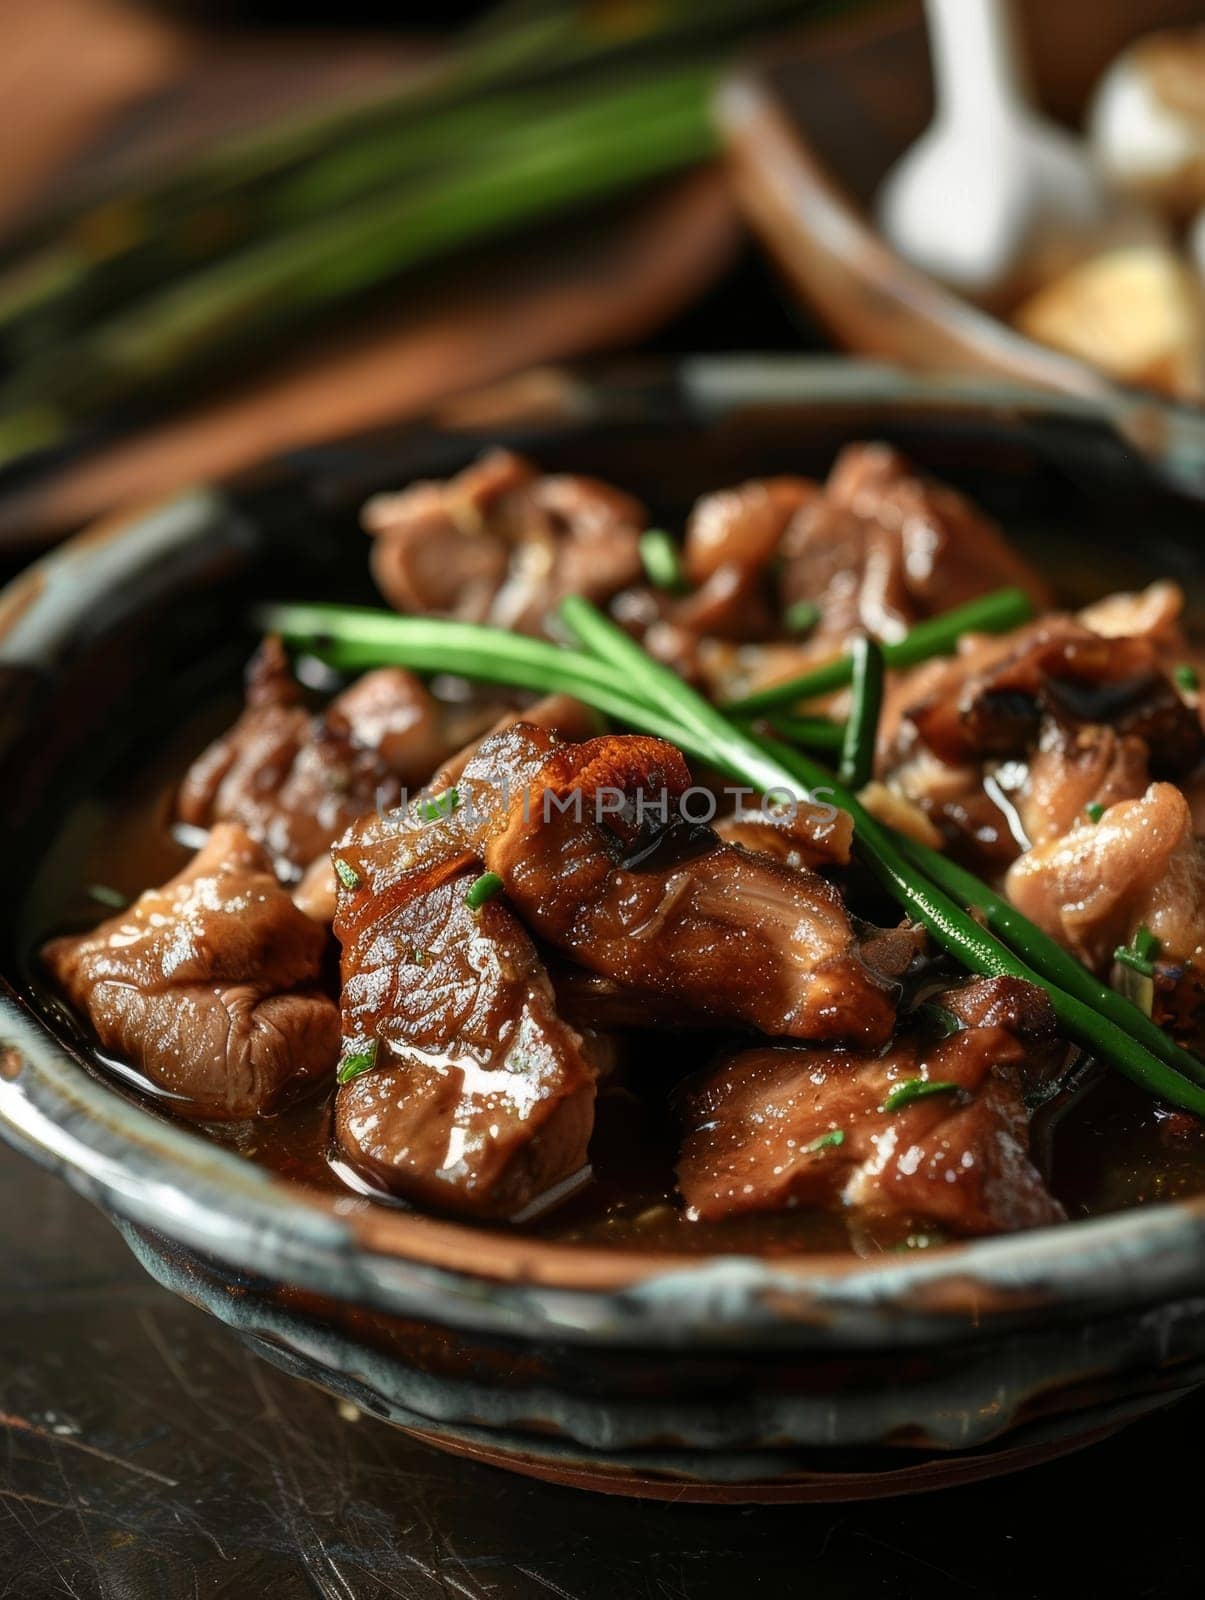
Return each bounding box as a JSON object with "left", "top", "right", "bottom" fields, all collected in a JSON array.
[{"left": 42, "top": 823, "right": 338, "bottom": 1120}]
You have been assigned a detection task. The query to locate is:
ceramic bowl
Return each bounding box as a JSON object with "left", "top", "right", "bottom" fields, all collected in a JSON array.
[{"left": 4, "top": 358, "right": 1205, "bottom": 1502}]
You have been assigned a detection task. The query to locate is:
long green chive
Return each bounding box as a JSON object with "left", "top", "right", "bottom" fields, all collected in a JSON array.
[
  {"left": 638, "top": 528, "right": 688, "bottom": 593},
  {"left": 882, "top": 1079, "right": 962, "bottom": 1112},
  {"left": 1175, "top": 663, "right": 1199, "bottom": 693},
  {"left": 333, "top": 857, "right": 360, "bottom": 890},
  {"left": 1115, "top": 926, "right": 1162, "bottom": 977},
  {"left": 723, "top": 587, "right": 1033, "bottom": 714},
  {"left": 337, "top": 1040, "right": 378, "bottom": 1084},
  {"left": 758, "top": 714, "right": 846, "bottom": 753},
  {"left": 1085, "top": 802, "right": 1105, "bottom": 824},
  {"left": 257, "top": 603, "right": 689, "bottom": 746},
  {"left": 784, "top": 599, "right": 821, "bottom": 637},
  {"left": 417, "top": 787, "right": 460, "bottom": 822},
  {"left": 465, "top": 871, "right": 503, "bottom": 910},
  {"left": 838, "top": 635, "right": 884, "bottom": 790},
  {"left": 804, "top": 1129, "right": 845, "bottom": 1152}
]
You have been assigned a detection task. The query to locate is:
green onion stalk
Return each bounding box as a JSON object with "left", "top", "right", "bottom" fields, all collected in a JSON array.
[
  {"left": 722, "top": 587, "right": 1035, "bottom": 715},
  {"left": 0, "top": 66, "right": 716, "bottom": 467}
]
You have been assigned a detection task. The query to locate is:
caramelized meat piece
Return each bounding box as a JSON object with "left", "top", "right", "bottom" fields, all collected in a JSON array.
[
  {"left": 331, "top": 811, "right": 594, "bottom": 1218},
  {"left": 1006, "top": 782, "right": 1205, "bottom": 975},
  {"left": 427, "top": 692, "right": 599, "bottom": 792},
  {"left": 294, "top": 693, "right": 598, "bottom": 927},
  {"left": 684, "top": 477, "right": 819, "bottom": 587},
  {"left": 779, "top": 444, "right": 1048, "bottom": 646},
  {"left": 880, "top": 608, "right": 1202, "bottom": 869},
  {"left": 42, "top": 824, "right": 337, "bottom": 1120},
  {"left": 620, "top": 477, "right": 821, "bottom": 672},
  {"left": 178, "top": 638, "right": 486, "bottom": 881},
  {"left": 677, "top": 977, "right": 1063, "bottom": 1236},
  {"left": 899, "top": 619, "right": 1202, "bottom": 774},
  {"left": 363, "top": 448, "right": 645, "bottom": 634},
  {"left": 455, "top": 724, "right": 899, "bottom": 1046},
  {"left": 714, "top": 801, "right": 854, "bottom": 871}
]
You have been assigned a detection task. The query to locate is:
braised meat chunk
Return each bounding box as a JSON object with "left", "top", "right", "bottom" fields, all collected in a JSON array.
[
  {"left": 331, "top": 809, "right": 595, "bottom": 1219},
  {"left": 455, "top": 724, "right": 899, "bottom": 1046},
  {"left": 677, "top": 978, "right": 1064, "bottom": 1237},
  {"left": 178, "top": 636, "right": 478, "bottom": 881},
  {"left": 1006, "top": 782, "right": 1205, "bottom": 976},
  {"left": 880, "top": 602, "right": 1205, "bottom": 871},
  {"left": 42, "top": 824, "right": 338, "bottom": 1119},
  {"left": 779, "top": 443, "right": 1049, "bottom": 647},
  {"left": 363, "top": 448, "right": 645, "bottom": 634},
  {"left": 293, "top": 692, "right": 599, "bottom": 928}
]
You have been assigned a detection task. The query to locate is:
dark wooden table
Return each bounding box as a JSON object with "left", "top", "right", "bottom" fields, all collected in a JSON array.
[{"left": 0, "top": 1134, "right": 1198, "bottom": 1596}]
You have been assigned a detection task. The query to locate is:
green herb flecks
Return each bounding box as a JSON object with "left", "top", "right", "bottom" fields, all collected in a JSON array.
[
  {"left": 417, "top": 787, "right": 460, "bottom": 823},
  {"left": 784, "top": 599, "right": 820, "bottom": 637},
  {"left": 638, "top": 528, "right": 687, "bottom": 594},
  {"left": 464, "top": 871, "right": 503, "bottom": 910},
  {"left": 881, "top": 1079, "right": 962, "bottom": 1113},
  {"left": 333, "top": 857, "right": 361, "bottom": 890},
  {"left": 337, "top": 1040, "right": 378, "bottom": 1084}
]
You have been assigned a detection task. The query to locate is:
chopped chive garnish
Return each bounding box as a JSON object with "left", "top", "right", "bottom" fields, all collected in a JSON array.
[
  {"left": 1175, "top": 662, "right": 1199, "bottom": 693},
  {"left": 838, "top": 634, "right": 885, "bottom": 790},
  {"left": 638, "top": 528, "right": 687, "bottom": 594},
  {"left": 881, "top": 1078, "right": 962, "bottom": 1113},
  {"left": 1085, "top": 802, "right": 1105, "bottom": 824},
  {"left": 1115, "top": 925, "right": 1162, "bottom": 977},
  {"left": 412, "top": 947, "right": 429, "bottom": 966},
  {"left": 333, "top": 857, "right": 360, "bottom": 890},
  {"left": 417, "top": 787, "right": 460, "bottom": 823},
  {"left": 804, "top": 1128, "right": 845, "bottom": 1153},
  {"left": 337, "top": 1041, "right": 378, "bottom": 1084},
  {"left": 88, "top": 884, "right": 128, "bottom": 909},
  {"left": 784, "top": 599, "right": 821, "bottom": 637},
  {"left": 464, "top": 871, "right": 503, "bottom": 910}
]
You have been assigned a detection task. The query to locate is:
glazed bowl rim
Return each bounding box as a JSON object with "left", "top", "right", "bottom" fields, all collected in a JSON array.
[{"left": 5, "top": 354, "right": 1205, "bottom": 1347}]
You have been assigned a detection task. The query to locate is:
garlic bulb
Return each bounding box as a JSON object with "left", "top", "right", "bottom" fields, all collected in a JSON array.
[{"left": 1088, "top": 29, "right": 1205, "bottom": 218}]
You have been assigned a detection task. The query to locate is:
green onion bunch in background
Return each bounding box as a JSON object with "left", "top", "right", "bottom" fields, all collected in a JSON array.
[{"left": 0, "top": 0, "right": 832, "bottom": 475}]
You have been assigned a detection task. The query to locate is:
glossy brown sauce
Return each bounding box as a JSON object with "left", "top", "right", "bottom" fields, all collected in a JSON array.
[{"left": 24, "top": 678, "right": 1205, "bottom": 1258}]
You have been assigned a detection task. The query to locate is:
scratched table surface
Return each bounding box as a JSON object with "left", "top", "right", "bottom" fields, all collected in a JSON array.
[{"left": 0, "top": 1136, "right": 1197, "bottom": 1598}]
